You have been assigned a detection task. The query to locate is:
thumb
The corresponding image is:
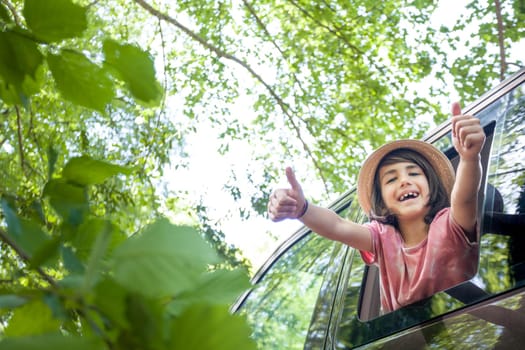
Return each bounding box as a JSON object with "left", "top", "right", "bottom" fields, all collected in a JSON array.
[
  {"left": 285, "top": 167, "right": 301, "bottom": 191},
  {"left": 451, "top": 101, "right": 462, "bottom": 116}
]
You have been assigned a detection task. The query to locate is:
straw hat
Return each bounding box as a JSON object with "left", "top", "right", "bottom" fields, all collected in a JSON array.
[{"left": 356, "top": 139, "right": 455, "bottom": 216}]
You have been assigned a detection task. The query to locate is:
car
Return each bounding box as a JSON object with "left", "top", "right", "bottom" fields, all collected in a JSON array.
[{"left": 232, "top": 68, "right": 525, "bottom": 349}]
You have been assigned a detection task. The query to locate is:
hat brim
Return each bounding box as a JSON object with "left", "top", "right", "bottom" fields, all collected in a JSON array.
[{"left": 356, "top": 139, "right": 455, "bottom": 216}]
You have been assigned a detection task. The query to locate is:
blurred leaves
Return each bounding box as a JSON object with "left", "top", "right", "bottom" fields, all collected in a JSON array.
[
  {"left": 0, "top": 159, "right": 255, "bottom": 349},
  {"left": 103, "top": 39, "right": 162, "bottom": 105},
  {"left": 111, "top": 219, "right": 220, "bottom": 298},
  {"left": 47, "top": 51, "right": 115, "bottom": 112},
  {"left": 23, "top": 0, "right": 88, "bottom": 42}
]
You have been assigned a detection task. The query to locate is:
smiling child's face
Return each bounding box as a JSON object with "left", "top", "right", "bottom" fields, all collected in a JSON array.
[{"left": 378, "top": 161, "right": 430, "bottom": 221}]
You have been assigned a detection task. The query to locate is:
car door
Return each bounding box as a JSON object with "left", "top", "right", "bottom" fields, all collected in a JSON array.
[{"left": 232, "top": 194, "right": 354, "bottom": 349}]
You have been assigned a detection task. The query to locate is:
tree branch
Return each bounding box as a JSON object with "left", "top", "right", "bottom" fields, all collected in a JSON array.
[
  {"left": 0, "top": 0, "right": 21, "bottom": 26},
  {"left": 15, "top": 106, "right": 27, "bottom": 175},
  {"left": 139, "top": 17, "right": 169, "bottom": 175},
  {"left": 286, "top": 0, "right": 364, "bottom": 55},
  {"left": 133, "top": 0, "right": 330, "bottom": 190},
  {"left": 241, "top": 0, "right": 310, "bottom": 100},
  {"left": 0, "top": 227, "right": 58, "bottom": 288},
  {"left": 494, "top": 0, "right": 507, "bottom": 80}
]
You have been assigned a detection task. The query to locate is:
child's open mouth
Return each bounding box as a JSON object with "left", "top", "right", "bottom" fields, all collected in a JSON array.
[{"left": 398, "top": 192, "right": 419, "bottom": 201}]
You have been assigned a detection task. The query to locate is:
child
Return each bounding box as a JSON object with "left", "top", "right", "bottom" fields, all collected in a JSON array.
[{"left": 267, "top": 102, "right": 486, "bottom": 312}]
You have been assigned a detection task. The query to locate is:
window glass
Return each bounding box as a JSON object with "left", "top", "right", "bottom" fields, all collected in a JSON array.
[
  {"left": 238, "top": 232, "right": 338, "bottom": 350},
  {"left": 479, "top": 84, "right": 525, "bottom": 293}
]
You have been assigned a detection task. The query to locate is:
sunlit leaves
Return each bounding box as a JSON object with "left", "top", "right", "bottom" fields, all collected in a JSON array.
[
  {"left": 2, "top": 200, "right": 50, "bottom": 258},
  {"left": 72, "top": 218, "right": 125, "bottom": 262},
  {"left": 0, "top": 0, "right": 162, "bottom": 111},
  {"left": 103, "top": 39, "right": 162, "bottom": 105},
  {"left": 43, "top": 156, "right": 132, "bottom": 226},
  {"left": 4, "top": 299, "right": 61, "bottom": 337},
  {"left": 0, "top": 152, "right": 254, "bottom": 348},
  {"left": 43, "top": 179, "right": 88, "bottom": 225},
  {"left": 23, "top": 0, "right": 87, "bottom": 42},
  {"left": 47, "top": 51, "right": 115, "bottom": 112},
  {"left": 169, "top": 304, "right": 257, "bottom": 350},
  {"left": 62, "top": 156, "right": 132, "bottom": 186},
  {"left": 0, "top": 1, "right": 255, "bottom": 348},
  {"left": 111, "top": 219, "right": 219, "bottom": 298},
  {"left": 0, "top": 30, "right": 43, "bottom": 104},
  {"left": 167, "top": 268, "right": 251, "bottom": 315},
  {"left": 0, "top": 334, "right": 105, "bottom": 350}
]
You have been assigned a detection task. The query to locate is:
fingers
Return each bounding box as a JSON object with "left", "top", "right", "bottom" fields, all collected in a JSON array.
[
  {"left": 451, "top": 114, "right": 485, "bottom": 156},
  {"left": 451, "top": 101, "right": 462, "bottom": 116},
  {"left": 267, "top": 189, "right": 300, "bottom": 222},
  {"left": 268, "top": 167, "right": 305, "bottom": 221},
  {"left": 450, "top": 101, "right": 485, "bottom": 157},
  {"left": 286, "top": 166, "right": 301, "bottom": 191},
  {"left": 451, "top": 102, "right": 462, "bottom": 139},
  {"left": 452, "top": 115, "right": 480, "bottom": 145}
]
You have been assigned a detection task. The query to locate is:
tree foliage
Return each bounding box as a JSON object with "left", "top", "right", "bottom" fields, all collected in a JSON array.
[
  {"left": 135, "top": 0, "right": 523, "bottom": 200},
  {"left": 0, "top": 0, "right": 524, "bottom": 347},
  {"left": 0, "top": 0, "right": 254, "bottom": 348}
]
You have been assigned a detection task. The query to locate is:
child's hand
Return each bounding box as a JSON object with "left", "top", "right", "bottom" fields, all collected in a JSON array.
[
  {"left": 267, "top": 167, "right": 306, "bottom": 221},
  {"left": 451, "top": 102, "right": 486, "bottom": 161}
]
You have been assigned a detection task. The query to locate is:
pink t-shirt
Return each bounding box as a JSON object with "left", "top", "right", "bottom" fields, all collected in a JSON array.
[{"left": 360, "top": 208, "right": 479, "bottom": 313}]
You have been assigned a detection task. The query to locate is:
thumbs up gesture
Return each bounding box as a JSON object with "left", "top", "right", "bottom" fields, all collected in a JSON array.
[
  {"left": 451, "top": 102, "right": 486, "bottom": 161},
  {"left": 267, "top": 167, "right": 307, "bottom": 222}
]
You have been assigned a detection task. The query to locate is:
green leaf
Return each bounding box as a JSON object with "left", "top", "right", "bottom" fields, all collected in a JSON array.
[
  {"left": 43, "top": 179, "right": 88, "bottom": 225},
  {"left": 94, "top": 278, "right": 129, "bottom": 329},
  {"left": 167, "top": 269, "right": 251, "bottom": 316},
  {"left": 23, "top": 0, "right": 87, "bottom": 42},
  {"left": 83, "top": 220, "right": 112, "bottom": 290},
  {"left": 62, "top": 156, "right": 132, "bottom": 186},
  {"left": 0, "top": 334, "right": 105, "bottom": 350},
  {"left": 111, "top": 219, "right": 220, "bottom": 298},
  {"left": 169, "top": 304, "right": 257, "bottom": 350},
  {"left": 118, "top": 293, "right": 165, "bottom": 349},
  {"left": 0, "top": 30, "right": 43, "bottom": 105},
  {"left": 29, "top": 236, "right": 61, "bottom": 269},
  {"left": 1, "top": 200, "right": 50, "bottom": 258},
  {"left": 47, "top": 50, "right": 114, "bottom": 112},
  {"left": 71, "top": 218, "right": 127, "bottom": 263},
  {"left": 61, "top": 246, "right": 85, "bottom": 274},
  {"left": 4, "top": 299, "right": 61, "bottom": 337},
  {"left": 0, "top": 295, "right": 28, "bottom": 309},
  {"left": 47, "top": 147, "right": 58, "bottom": 179},
  {"left": 103, "top": 39, "right": 162, "bottom": 105}
]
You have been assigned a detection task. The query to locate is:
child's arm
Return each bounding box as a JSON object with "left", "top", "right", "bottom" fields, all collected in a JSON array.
[
  {"left": 450, "top": 102, "right": 486, "bottom": 238},
  {"left": 268, "top": 167, "right": 373, "bottom": 252}
]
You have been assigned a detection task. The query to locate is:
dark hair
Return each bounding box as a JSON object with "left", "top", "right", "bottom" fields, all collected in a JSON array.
[{"left": 369, "top": 148, "right": 450, "bottom": 229}]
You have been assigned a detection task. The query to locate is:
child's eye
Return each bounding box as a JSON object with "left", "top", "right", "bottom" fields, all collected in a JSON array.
[
  {"left": 409, "top": 172, "right": 420, "bottom": 176},
  {"left": 386, "top": 177, "right": 396, "bottom": 184}
]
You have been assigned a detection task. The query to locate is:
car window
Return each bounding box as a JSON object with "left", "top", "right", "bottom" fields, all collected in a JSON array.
[
  {"left": 334, "top": 77, "right": 524, "bottom": 348},
  {"left": 479, "top": 84, "right": 525, "bottom": 294},
  {"left": 236, "top": 229, "right": 341, "bottom": 349}
]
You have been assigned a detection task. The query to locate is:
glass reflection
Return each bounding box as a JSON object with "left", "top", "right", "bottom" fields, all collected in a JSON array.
[{"left": 239, "top": 233, "right": 337, "bottom": 349}]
